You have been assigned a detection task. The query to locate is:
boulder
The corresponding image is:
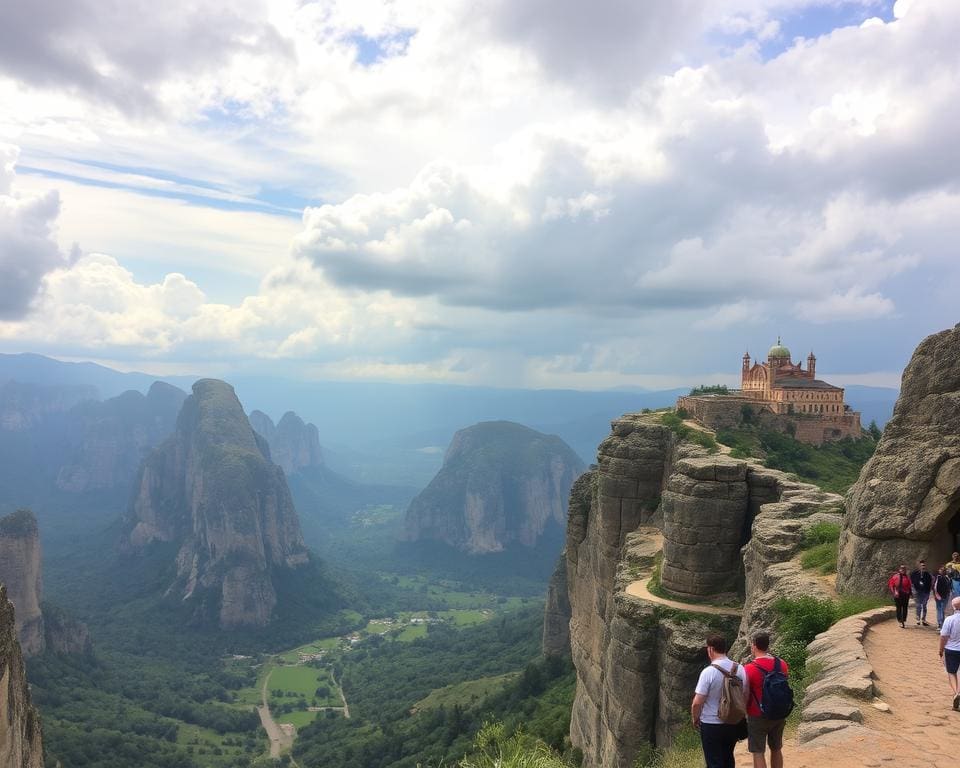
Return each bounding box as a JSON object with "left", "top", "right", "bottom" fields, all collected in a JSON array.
[{"left": 838, "top": 325, "right": 960, "bottom": 594}]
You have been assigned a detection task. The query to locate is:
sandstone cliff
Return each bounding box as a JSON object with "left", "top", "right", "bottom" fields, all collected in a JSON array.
[
  {"left": 837, "top": 324, "right": 960, "bottom": 594},
  {"left": 403, "top": 421, "right": 585, "bottom": 554},
  {"left": 562, "top": 414, "right": 844, "bottom": 768},
  {"left": 0, "top": 584, "right": 44, "bottom": 768},
  {"left": 250, "top": 410, "right": 323, "bottom": 475},
  {"left": 0, "top": 511, "right": 43, "bottom": 657},
  {"left": 123, "top": 379, "right": 310, "bottom": 628},
  {"left": 56, "top": 381, "right": 186, "bottom": 492}
]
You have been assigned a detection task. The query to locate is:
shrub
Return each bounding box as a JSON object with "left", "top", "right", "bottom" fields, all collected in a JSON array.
[
  {"left": 801, "top": 522, "right": 841, "bottom": 548},
  {"left": 771, "top": 596, "right": 838, "bottom": 674}
]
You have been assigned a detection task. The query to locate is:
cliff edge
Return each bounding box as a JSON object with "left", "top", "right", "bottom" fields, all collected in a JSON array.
[{"left": 0, "top": 511, "right": 43, "bottom": 657}]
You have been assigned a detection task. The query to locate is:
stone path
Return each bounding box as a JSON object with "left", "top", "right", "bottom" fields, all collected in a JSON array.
[
  {"left": 732, "top": 618, "right": 957, "bottom": 768},
  {"left": 624, "top": 577, "right": 742, "bottom": 617}
]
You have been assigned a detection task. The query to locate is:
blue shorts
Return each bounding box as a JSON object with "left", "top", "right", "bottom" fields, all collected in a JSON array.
[{"left": 945, "top": 649, "right": 960, "bottom": 675}]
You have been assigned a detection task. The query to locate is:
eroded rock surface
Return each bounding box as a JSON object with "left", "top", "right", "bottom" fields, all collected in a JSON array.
[
  {"left": 0, "top": 511, "right": 43, "bottom": 657},
  {"left": 122, "top": 379, "right": 309, "bottom": 628},
  {"left": 403, "top": 421, "right": 584, "bottom": 554},
  {"left": 0, "top": 585, "right": 44, "bottom": 768},
  {"left": 838, "top": 324, "right": 960, "bottom": 594},
  {"left": 564, "top": 414, "right": 847, "bottom": 767}
]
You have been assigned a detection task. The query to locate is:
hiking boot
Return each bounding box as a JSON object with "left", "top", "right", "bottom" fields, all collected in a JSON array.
[
  {"left": 916, "top": 620, "right": 921, "bottom": 625},
  {"left": 900, "top": 622, "right": 905, "bottom": 628},
  {"left": 922, "top": 620, "right": 929, "bottom": 626},
  {"left": 954, "top": 693, "right": 960, "bottom": 711}
]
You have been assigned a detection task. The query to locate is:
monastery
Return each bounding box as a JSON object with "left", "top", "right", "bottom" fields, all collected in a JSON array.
[{"left": 677, "top": 339, "right": 861, "bottom": 445}]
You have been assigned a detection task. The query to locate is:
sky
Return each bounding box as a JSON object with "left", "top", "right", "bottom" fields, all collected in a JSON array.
[{"left": 0, "top": 0, "right": 957, "bottom": 391}]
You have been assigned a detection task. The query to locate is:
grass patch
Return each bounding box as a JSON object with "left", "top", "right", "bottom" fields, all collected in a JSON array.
[
  {"left": 799, "top": 521, "right": 842, "bottom": 574},
  {"left": 772, "top": 594, "right": 888, "bottom": 676},
  {"left": 413, "top": 673, "right": 520, "bottom": 712},
  {"left": 716, "top": 426, "right": 875, "bottom": 494},
  {"left": 659, "top": 412, "right": 719, "bottom": 454},
  {"left": 396, "top": 623, "right": 428, "bottom": 642},
  {"left": 799, "top": 542, "right": 837, "bottom": 574}
]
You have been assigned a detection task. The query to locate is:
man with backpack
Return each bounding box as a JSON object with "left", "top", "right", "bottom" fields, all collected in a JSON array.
[
  {"left": 744, "top": 632, "right": 793, "bottom": 768},
  {"left": 691, "top": 634, "right": 748, "bottom": 768}
]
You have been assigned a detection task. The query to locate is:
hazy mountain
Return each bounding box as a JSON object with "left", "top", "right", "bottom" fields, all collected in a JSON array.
[{"left": 403, "top": 421, "right": 586, "bottom": 555}]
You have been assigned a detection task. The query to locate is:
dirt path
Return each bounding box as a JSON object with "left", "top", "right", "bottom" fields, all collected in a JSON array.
[
  {"left": 335, "top": 675, "right": 351, "bottom": 719},
  {"left": 730, "top": 618, "right": 957, "bottom": 768},
  {"left": 257, "top": 668, "right": 293, "bottom": 758},
  {"left": 624, "top": 577, "right": 742, "bottom": 617}
]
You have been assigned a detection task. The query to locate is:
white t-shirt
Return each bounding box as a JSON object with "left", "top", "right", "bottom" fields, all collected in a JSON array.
[
  {"left": 942, "top": 613, "right": 960, "bottom": 651},
  {"left": 695, "top": 656, "right": 748, "bottom": 724}
]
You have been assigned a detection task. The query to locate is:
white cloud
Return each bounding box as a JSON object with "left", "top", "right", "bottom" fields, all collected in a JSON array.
[
  {"left": 0, "top": 143, "right": 76, "bottom": 319},
  {"left": 795, "top": 286, "right": 896, "bottom": 323}
]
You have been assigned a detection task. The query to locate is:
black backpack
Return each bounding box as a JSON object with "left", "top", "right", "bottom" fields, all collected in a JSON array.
[{"left": 752, "top": 657, "right": 794, "bottom": 720}]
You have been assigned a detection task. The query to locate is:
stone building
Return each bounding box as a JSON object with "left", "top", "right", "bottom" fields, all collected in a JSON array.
[{"left": 678, "top": 339, "right": 861, "bottom": 445}]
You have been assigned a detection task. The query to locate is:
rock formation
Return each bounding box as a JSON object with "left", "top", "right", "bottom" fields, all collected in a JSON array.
[
  {"left": 249, "top": 410, "right": 323, "bottom": 475},
  {"left": 0, "top": 585, "right": 44, "bottom": 768},
  {"left": 562, "top": 414, "right": 844, "bottom": 768},
  {"left": 55, "top": 381, "right": 186, "bottom": 492},
  {"left": 837, "top": 324, "right": 960, "bottom": 594},
  {"left": 0, "top": 511, "right": 44, "bottom": 657},
  {"left": 123, "top": 379, "right": 309, "bottom": 628},
  {"left": 403, "top": 421, "right": 585, "bottom": 554}
]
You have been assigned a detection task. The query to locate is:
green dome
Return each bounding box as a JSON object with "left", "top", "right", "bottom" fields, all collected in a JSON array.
[{"left": 768, "top": 338, "right": 791, "bottom": 359}]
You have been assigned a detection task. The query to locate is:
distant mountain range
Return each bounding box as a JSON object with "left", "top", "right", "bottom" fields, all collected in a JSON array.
[{"left": 0, "top": 353, "right": 899, "bottom": 487}]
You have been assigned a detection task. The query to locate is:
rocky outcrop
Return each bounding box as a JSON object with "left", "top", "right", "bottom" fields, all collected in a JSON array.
[
  {"left": 837, "top": 324, "right": 960, "bottom": 594},
  {"left": 542, "top": 554, "right": 572, "bottom": 657},
  {"left": 0, "top": 511, "right": 43, "bottom": 657},
  {"left": 403, "top": 421, "right": 585, "bottom": 554},
  {"left": 250, "top": 410, "right": 323, "bottom": 475},
  {"left": 0, "top": 584, "right": 44, "bottom": 768},
  {"left": 122, "top": 379, "right": 309, "bottom": 628},
  {"left": 564, "top": 414, "right": 847, "bottom": 768},
  {"left": 55, "top": 381, "right": 186, "bottom": 492}
]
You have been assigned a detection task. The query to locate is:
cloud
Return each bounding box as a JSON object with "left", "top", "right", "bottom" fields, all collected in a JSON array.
[
  {"left": 0, "top": 0, "right": 290, "bottom": 113},
  {"left": 795, "top": 286, "right": 896, "bottom": 323},
  {"left": 0, "top": 144, "right": 76, "bottom": 319}
]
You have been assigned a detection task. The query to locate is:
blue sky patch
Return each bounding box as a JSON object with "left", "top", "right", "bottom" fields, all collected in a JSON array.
[{"left": 349, "top": 28, "right": 415, "bottom": 66}]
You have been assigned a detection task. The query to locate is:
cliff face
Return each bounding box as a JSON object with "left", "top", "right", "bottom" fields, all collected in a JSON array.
[
  {"left": 123, "top": 379, "right": 309, "bottom": 628},
  {"left": 0, "top": 585, "right": 44, "bottom": 768},
  {"left": 403, "top": 421, "right": 585, "bottom": 554},
  {"left": 838, "top": 324, "right": 960, "bottom": 593},
  {"left": 563, "top": 414, "right": 843, "bottom": 768},
  {"left": 56, "top": 381, "right": 186, "bottom": 492},
  {"left": 0, "top": 511, "right": 43, "bottom": 657},
  {"left": 250, "top": 410, "right": 324, "bottom": 475}
]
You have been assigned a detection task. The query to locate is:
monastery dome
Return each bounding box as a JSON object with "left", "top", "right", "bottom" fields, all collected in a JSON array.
[{"left": 768, "top": 340, "right": 791, "bottom": 358}]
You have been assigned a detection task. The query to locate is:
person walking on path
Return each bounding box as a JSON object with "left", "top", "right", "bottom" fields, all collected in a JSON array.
[
  {"left": 947, "top": 552, "right": 960, "bottom": 602},
  {"left": 889, "top": 564, "right": 912, "bottom": 628},
  {"left": 691, "top": 634, "right": 748, "bottom": 768},
  {"left": 911, "top": 560, "right": 933, "bottom": 626},
  {"left": 938, "top": 596, "right": 960, "bottom": 710},
  {"left": 744, "top": 632, "right": 790, "bottom": 768},
  {"left": 933, "top": 566, "right": 953, "bottom": 629}
]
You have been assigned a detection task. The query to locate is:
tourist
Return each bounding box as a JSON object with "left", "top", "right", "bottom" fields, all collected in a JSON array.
[
  {"left": 933, "top": 566, "right": 953, "bottom": 629},
  {"left": 888, "top": 565, "right": 912, "bottom": 628},
  {"left": 691, "top": 634, "right": 747, "bottom": 768},
  {"left": 744, "top": 632, "right": 792, "bottom": 768},
  {"left": 939, "top": 596, "right": 960, "bottom": 710},
  {"left": 947, "top": 552, "right": 960, "bottom": 603},
  {"left": 910, "top": 560, "right": 933, "bottom": 626}
]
